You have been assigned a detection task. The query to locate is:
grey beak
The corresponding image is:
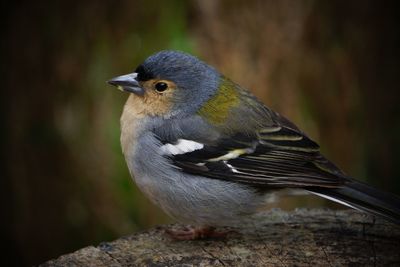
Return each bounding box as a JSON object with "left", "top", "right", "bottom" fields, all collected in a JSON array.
[{"left": 107, "top": 73, "right": 145, "bottom": 96}]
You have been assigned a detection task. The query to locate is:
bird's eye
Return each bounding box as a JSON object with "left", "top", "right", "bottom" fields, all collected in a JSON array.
[{"left": 155, "top": 82, "right": 168, "bottom": 92}]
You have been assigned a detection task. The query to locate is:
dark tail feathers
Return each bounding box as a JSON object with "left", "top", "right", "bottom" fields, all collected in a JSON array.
[{"left": 308, "top": 181, "right": 400, "bottom": 224}]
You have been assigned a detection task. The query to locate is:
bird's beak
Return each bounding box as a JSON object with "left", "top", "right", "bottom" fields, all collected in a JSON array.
[{"left": 107, "top": 73, "right": 145, "bottom": 96}]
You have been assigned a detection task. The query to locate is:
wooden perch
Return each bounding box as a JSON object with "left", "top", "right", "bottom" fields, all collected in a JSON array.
[{"left": 41, "top": 209, "right": 400, "bottom": 266}]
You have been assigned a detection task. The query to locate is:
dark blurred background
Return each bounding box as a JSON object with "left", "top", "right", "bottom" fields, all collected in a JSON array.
[{"left": 1, "top": 0, "right": 399, "bottom": 266}]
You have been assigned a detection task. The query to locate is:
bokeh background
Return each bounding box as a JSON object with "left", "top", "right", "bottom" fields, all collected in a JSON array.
[{"left": 1, "top": 0, "right": 400, "bottom": 266}]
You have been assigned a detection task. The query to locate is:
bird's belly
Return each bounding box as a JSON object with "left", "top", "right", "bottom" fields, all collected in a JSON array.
[
  {"left": 122, "top": 131, "right": 263, "bottom": 226},
  {"left": 132, "top": 170, "right": 263, "bottom": 227}
]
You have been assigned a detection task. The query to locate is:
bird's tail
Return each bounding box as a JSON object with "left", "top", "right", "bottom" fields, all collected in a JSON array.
[{"left": 308, "top": 181, "right": 400, "bottom": 224}]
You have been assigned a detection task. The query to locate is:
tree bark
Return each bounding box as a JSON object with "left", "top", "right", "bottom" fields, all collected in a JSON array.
[{"left": 41, "top": 209, "right": 400, "bottom": 266}]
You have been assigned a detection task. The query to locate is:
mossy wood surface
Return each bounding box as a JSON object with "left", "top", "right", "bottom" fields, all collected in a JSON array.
[{"left": 42, "top": 209, "right": 400, "bottom": 266}]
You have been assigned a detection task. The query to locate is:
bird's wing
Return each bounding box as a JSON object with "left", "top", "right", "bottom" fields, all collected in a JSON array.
[{"left": 159, "top": 123, "right": 349, "bottom": 188}]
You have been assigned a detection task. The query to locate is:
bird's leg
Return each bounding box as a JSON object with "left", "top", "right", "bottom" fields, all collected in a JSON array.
[{"left": 166, "top": 226, "right": 230, "bottom": 240}]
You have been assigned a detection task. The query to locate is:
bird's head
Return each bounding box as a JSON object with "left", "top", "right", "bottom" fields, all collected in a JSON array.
[{"left": 108, "top": 50, "right": 224, "bottom": 119}]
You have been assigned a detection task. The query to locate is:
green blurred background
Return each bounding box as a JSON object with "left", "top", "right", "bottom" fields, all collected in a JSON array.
[{"left": 1, "top": 0, "right": 399, "bottom": 266}]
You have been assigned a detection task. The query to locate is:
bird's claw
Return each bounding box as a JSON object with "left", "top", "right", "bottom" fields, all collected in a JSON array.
[{"left": 165, "top": 226, "right": 232, "bottom": 240}]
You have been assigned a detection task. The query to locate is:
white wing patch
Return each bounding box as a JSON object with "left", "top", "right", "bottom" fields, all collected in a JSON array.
[
  {"left": 208, "top": 147, "right": 255, "bottom": 162},
  {"left": 225, "top": 162, "right": 241, "bottom": 173},
  {"left": 160, "top": 139, "right": 204, "bottom": 155}
]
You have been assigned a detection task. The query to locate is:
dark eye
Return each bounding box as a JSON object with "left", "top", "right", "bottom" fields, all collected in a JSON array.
[{"left": 155, "top": 82, "right": 168, "bottom": 92}]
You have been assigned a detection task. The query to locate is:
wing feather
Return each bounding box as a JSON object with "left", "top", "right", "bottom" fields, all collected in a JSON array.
[{"left": 165, "top": 125, "right": 349, "bottom": 188}]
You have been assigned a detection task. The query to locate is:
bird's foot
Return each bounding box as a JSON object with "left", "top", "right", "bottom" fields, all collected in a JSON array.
[{"left": 166, "top": 226, "right": 231, "bottom": 240}]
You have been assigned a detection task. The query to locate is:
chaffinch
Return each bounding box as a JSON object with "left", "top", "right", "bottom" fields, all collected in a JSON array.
[{"left": 108, "top": 50, "right": 400, "bottom": 240}]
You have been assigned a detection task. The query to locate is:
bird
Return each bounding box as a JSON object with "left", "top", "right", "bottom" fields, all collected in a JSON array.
[{"left": 108, "top": 50, "right": 400, "bottom": 240}]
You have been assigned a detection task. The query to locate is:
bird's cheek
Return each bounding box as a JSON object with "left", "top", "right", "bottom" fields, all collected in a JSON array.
[{"left": 139, "top": 91, "right": 174, "bottom": 117}]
